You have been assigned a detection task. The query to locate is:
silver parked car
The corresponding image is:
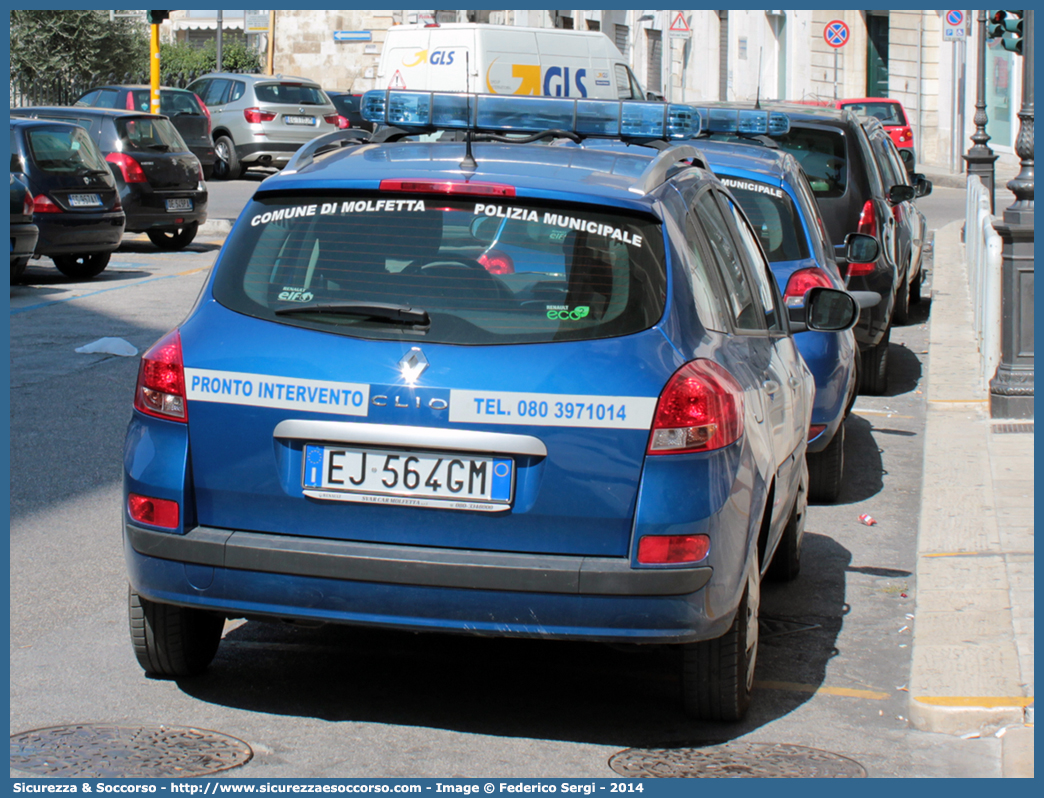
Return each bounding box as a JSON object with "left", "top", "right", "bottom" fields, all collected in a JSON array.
[{"left": 186, "top": 72, "right": 339, "bottom": 180}]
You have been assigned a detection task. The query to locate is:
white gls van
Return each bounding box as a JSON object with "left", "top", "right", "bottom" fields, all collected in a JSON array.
[{"left": 377, "top": 24, "right": 656, "bottom": 101}]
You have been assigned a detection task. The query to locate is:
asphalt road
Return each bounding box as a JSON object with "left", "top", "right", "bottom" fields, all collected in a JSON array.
[{"left": 9, "top": 186, "right": 1003, "bottom": 778}]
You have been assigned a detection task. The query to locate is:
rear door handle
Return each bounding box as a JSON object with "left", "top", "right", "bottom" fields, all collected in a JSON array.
[{"left": 762, "top": 380, "right": 780, "bottom": 395}]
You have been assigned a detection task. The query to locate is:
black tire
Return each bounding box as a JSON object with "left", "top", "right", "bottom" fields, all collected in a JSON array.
[
  {"left": 52, "top": 251, "right": 111, "bottom": 279},
  {"left": 893, "top": 272, "right": 911, "bottom": 325},
  {"left": 214, "top": 135, "right": 241, "bottom": 181},
  {"left": 147, "top": 221, "right": 199, "bottom": 251},
  {"left": 910, "top": 270, "right": 923, "bottom": 304},
  {"left": 681, "top": 557, "right": 760, "bottom": 721},
  {"left": 202, "top": 163, "right": 214, "bottom": 181},
  {"left": 807, "top": 420, "right": 845, "bottom": 504},
  {"left": 128, "top": 587, "right": 224, "bottom": 677},
  {"left": 11, "top": 257, "right": 29, "bottom": 283},
  {"left": 860, "top": 327, "right": 890, "bottom": 395}
]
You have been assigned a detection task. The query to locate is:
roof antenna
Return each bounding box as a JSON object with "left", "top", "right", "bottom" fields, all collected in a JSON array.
[
  {"left": 460, "top": 51, "right": 477, "bottom": 171},
  {"left": 755, "top": 47, "right": 763, "bottom": 109}
]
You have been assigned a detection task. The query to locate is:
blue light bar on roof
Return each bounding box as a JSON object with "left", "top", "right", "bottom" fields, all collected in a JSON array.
[
  {"left": 360, "top": 90, "right": 701, "bottom": 140},
  {"left": 693, "top": 107, "right": 790, "bottom": 137}
]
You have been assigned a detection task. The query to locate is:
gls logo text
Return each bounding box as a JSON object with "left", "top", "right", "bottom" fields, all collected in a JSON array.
[{"left": 544, "top": 67, "right": 588, "bottom": 97}]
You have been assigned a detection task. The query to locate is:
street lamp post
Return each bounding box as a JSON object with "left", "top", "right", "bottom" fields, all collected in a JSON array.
[
  {"left": 989, "top": 9, "right": 1034, "bottom": 419},
  {"left": 964, "top": 10, "right": 999, "bottom": 212}
]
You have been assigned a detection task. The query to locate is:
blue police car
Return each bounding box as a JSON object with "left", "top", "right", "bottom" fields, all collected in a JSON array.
[
  {"left": 696, "top": 141, "right": 860, "bottom": 503},
  {"left": 123, "top": 93, "right": 859, "bottom": 721}
]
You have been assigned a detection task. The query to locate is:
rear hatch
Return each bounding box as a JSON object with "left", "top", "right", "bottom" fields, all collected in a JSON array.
[
  {"left": 22, "top": 123, "right": 120, "bottom": 212},
  {"left": 116, "top": 114, "right": 200, "bottom": 189},
  {"left": 252, "top": 81, "right": 338, "bottom": 143},
  {"left": 185, "top": 189, "right": 673, "bottom": 557},
  {"left": 129, "top": 89, "right": 211, "bottom": 151}
]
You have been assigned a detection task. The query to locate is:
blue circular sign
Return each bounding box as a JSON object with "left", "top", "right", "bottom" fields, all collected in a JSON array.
[
  {"left": 946, "top": 10, "right": 964, "bottom": 26},
  {"left": 824, "top": 20, "right": 850, "bottom": 48}
]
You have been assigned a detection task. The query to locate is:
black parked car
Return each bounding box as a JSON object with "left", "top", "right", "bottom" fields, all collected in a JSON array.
[
  {"left": 73, "top": 85, "right": 217, "bottom": 180},
  {"left": 861, "top": 116, "right": 932, "bottom": 325},
  {"left": 9, "top": 172, "right": 39, "bottom": 282},
  {"left": 10, "top": 119, "right": 125, "bottom": 279},
  {"left": 757, "top": 103, "right": 908, "bottom": 395},
  {"left": 324, "top": 91, "right": 375, "bottom": 132},
  {"left": 11, "top": 108, "right": 208, "bottom": 251}
]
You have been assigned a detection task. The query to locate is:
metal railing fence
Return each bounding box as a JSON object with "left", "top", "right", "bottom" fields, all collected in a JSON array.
[{"left": 965, "top": 175, "right": 1004, "bottom": 391}]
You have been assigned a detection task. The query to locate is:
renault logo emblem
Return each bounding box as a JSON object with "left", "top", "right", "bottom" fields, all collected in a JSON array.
[{"left": 398, "top": 347, "right": 428, "bottom": 384}]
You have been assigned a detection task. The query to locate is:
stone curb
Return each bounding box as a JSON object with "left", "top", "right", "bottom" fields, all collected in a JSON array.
[
  {"left": 906, "top": 220, "right": 1028, "bottom": 737},
  {"left": 1001, "top": 726, "right": 1035, "bottom": 778}
]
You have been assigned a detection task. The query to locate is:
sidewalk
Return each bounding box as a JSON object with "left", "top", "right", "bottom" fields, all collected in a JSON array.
[{"left": 907, "top": 219, "right": 1034, "bottom": 777}]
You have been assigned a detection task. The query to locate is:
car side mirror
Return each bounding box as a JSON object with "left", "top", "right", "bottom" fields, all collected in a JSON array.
[
  {"left": 913, "top": 173, "right": 933, "bottom": 198},
  {"left": 888, "top": 184, "right": 916, "bottom": 204},
  {"left": 646, "top": 91, "right": 664, "bottom": 101},
  {"left": 844, "top": 232, "right": 879, "bottom": 264},
  {"left": 789, "top": 287, "right": 859, "bottom": 334}
]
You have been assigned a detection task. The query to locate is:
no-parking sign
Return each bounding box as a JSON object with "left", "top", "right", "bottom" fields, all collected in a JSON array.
[
  {"left": 824, "top": 20, "right": 850, "bottom": 48},
  {"left": 943, "top": 10, "right": 969, "bottom": 41}
]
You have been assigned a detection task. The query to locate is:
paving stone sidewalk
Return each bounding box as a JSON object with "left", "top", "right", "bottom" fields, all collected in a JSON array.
[{"left": 907, "top": 219, "right": 1034, "bottom": 777}]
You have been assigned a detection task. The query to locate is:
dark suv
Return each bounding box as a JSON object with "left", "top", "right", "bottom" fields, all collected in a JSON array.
[
  {"left": 11, "top": 107, "right": 208, "bottom": 250},
  {"left": 758, "top": 103, "right": 911, "bottom": 394}
]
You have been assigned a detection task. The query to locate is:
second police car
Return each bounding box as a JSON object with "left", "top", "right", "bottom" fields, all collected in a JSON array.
[{"left": 122, "top": 93, "right": 860, "bottom": 721}]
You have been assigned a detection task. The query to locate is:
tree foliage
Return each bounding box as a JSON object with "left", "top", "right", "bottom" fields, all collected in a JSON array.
[
  {"left": 160, "top": 40, "right": 262, "bottom": 78},
  {"left": 10, "top": 10, "right": 149, "bottom": 86}
]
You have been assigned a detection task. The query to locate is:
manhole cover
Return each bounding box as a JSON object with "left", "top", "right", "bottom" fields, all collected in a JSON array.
[
  {"left": 10, "top": 724, "right": 252, "bottom": 778},
  {"left": 609, "top": 742, "right": 866, "bottom": 778}
]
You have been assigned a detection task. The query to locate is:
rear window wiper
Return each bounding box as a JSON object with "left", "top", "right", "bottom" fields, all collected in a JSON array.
[{"left": 275, "top": 301, "right": 430, "bottom": 327}]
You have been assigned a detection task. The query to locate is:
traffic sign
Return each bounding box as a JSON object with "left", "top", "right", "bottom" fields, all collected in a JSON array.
[
  {"left": 245, "top": 10, "right": 269, "bottom": 34},
  {"left": 943, "top": 9, "right": 968, "bottom": 41},
  {"left": 824, "top": 20, "right": 850, "bottom": 48},
  {"left": 669, "top": 12, "right": 691, "bottom": 39},
  {"left": 333, "top": 30, "right": 372, "bottom": 42}
]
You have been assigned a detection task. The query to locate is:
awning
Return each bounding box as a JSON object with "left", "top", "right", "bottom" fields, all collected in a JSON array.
[{"left": 172, "top": 19, "right": 245, "bottom": 31}]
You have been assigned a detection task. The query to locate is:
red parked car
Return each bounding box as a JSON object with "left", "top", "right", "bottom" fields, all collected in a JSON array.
[{"left": 836, "top": 98, "right": 915, "bottom": 173}]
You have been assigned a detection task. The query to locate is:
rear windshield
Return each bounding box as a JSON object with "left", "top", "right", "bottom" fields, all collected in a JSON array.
[
  {"left": 717, "top": 177, "right": 809, "bottom": 263},
  {"left": 213, "top": 193, "right": 667, "bottom": 345},
  {"left": 771, "top": 128, "right": 848, "bottom": 199},
  {"left": 130, "top": 90, "right": 203, "bottom": 116},
  {"left": 25, "top": 125, "right": 109, "bottom": 174},
  {"left": 116, "top": 116, "right": 189, "bottom": 153},
  {"left": 840, "top": 101, "right": 906, "bottom": 126},
  {"left": 254, "top": 83, "right": 328, "bottom": 105}
]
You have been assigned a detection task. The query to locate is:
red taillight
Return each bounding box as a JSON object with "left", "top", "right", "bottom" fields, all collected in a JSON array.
[
  {"left": 847, "top": 200, "right": 877, "bottom": 276},
  {"left": 244, "top": 107, "right": 277, "bottom": 124},
  {"left": 106, "top": 152, "right": 148, "bottom": 183},
  {"left": 23, "top": 190, "right": 35, "bottom": 217},
  {"left": 897, "top": 127, "right": 912, "bottom": 143},
  {"left": 128, "top": 493, "right": 180, "bottom": 528},
  {"left": 325, "top": 113, "right": 348, "bottom": 128},
  {"left": 134, "top": 329, "right": 188, "bottom": 422},
  {"left": 783, "top": 266, "right": 833, "bottom": 308},
  {"left": 638, "top": 534, "right": 711, "bottom": 564},
  {"left": 194, "top": 93, "right": 211, "bottom": 135},
  {"left": 478, "top": 249, "right": 515, "bottom": 275},
  {"left": 634, "top": 534, "right": 709, "bottom": 559},
  {"left": 648, "top": 360, "right": 744, "bottom": 455},
  {"left": 379, "top": 179, "right": 516, "bottom": 197},
  {"left": 808, "top": 424, "right": 827, "bottom": 441},
  {"left": 126, "top": 92, "right": 136, "bottom": 111},
  {"left": 33, "top": 194, "right": 62, "bottom": 213}
]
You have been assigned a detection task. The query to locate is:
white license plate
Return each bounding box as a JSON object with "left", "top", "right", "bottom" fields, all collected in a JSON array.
[
  {"left": 302, "top": 444, "right": 513, "bottom": 512},
  {"left": 68, "top": 194, "right": 102, "bottom": 207},
  {"left": 165, "top": 198, "right": 193, "bottom": 212},
  {"left": 284, "top": 115, "right": 316, "bottom": 126}
]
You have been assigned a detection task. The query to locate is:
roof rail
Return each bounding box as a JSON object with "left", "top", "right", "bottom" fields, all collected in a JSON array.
[
  {"left": 629, "top": 144, "right": 708, "bottom": 195},
  {"left": 281, "top": 129, "right": 370, "bottom": 175}
]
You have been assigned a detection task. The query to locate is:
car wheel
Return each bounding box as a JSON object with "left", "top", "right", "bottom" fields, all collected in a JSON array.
[
  {"left": 128, "top": 587, "right": 224, "bottom": 677},
  {"left": 214, "top": 135, "right": 241, "bottom": 181},
  {"left": 807, "top": 419, "right": 845, "bottom": 504},
  {"left": 681, "top": 553, "right": 760, "bottom": 721},
  {"left": 147, "top": 222, "right": 199, "bottom": 251},
  {"left": 52, "top": 251, "right": 111, "bottom": 279},
  {"left": 910, "top": 270, "right": 923, "bottom": 304},
  {"left": 202, "top": 163, "right": 214, "bottom": 182},
  {"left": 893, "top": 272, "right": 911, "bottom": 325},
  {"left": 11, "top": 257, "right": 29, "bottom": 283},
  {"left": 860, "top": 327, "right": 890, "bottom": 395},
  {"left": 767, "top": 488, "right": 806, "bottom": 581}
]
